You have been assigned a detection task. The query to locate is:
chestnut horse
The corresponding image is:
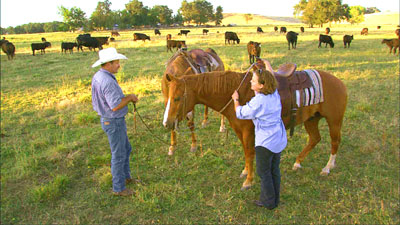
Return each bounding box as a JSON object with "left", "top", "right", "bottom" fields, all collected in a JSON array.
[
  {"left": 163, "top": 60, "right": 347, "bottom": 190},
  {"left": 162, "top": 48, "right": 226, "bottom": 155}
]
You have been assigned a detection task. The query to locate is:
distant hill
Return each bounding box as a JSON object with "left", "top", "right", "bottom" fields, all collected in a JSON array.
[{"left": 220, "top": 12, "right": 399, "bottom": 26}]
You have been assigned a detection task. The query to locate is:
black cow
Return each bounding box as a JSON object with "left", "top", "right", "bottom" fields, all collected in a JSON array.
[
  {"left": 225, "top": 31, "right": 240, "bottom": 44},
  {"left": 134, "top": 33, "right": 150, "bottom": 42},
  {"left": 318, "top": 34, "right": 334, "bottom": 48},
  {"left": 31, "top": 42, "right": 51, "bottom": 56},
  {"left": 41, "top": 37, "right": 47, "bottom": 42},
  {"left": 286, "top": 31, "right": 298, "bottom": 50},
  {"left": 280, "top": 27, "right": 287, "bottom": 33},
  {"left": 179, "top": 30, "right": 190, "bottom": 36},
  {"left": 257, "top": 27, "right": 264, "bottom": 33},
  {"left": 76, "top": 34, "right": 102, "bottom": 51},
  {"left": 166, "top": 40, "right": 186, "bottom": 52},
  {"left": 155, "top": 29, "right": 161, "bottom": 35},
  {"left": 1, "top": 42, "right": 15, "bottom": 60},
  {"left": 300, "top": 27, "right": 305, "bottom": 33},
  {"left": 61, "top": 42, "right": 78, "bottom": 54},
  {"left": 325, "top": 27, "right": 331, "bottom": 34},
  {"left": 274, "top": 26, "right": 278, "bottom": 32},
  {"left": 202, "top": 29, "right": 209, "bottom": 35},
  {"left": 361, "top": 28, "right": 368, "bottom": 35},
  {"left": 93, "top": 37, "right": 109, "bottom": 46},
  {"left": 247, "top": 41, "right": 261, "bottom": 64},
  {"left": 343, "top": 35, "right": 354, "bottom": 48}
]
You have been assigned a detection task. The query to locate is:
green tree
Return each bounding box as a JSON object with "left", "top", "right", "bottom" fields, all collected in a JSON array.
[
  {"left": 91, "top": 0, "right": 113, "bottom": 30},
  {"left": 179, "top": 0, "right": 214, "bottom": 25},
  {"left": 58, "top": 6, "right": 87, "bottom": 31},
  {"left": 294, "top": 0, "right": 347, "bottom": 27},
  {"left": 150, "top": 5, "right": 173, "bottom": 25},
  {"left": 125, "top": 0, "right": 149, "bottom": 26},
  {"left": 348, "top": 6, "right": 365, "bottom": 25},
  {"left": 215, "top": 6, "right": 223, "bottom": 26}
]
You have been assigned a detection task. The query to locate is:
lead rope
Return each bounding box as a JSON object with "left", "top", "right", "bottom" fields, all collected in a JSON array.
[{"left": 218, "top": 62, "right": 256, "bottom": 113}]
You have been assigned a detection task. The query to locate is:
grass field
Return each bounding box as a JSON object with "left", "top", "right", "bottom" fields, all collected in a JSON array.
[{"left": 1, "top": 17, "right": 399, "bottom": 224}]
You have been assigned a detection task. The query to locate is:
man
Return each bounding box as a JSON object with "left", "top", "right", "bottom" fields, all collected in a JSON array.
[{"left": 91, "top": 48, "right": 139, "bottom": 196}]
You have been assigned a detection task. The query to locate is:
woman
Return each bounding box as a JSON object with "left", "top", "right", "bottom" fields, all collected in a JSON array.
[{"left": 232, "top": 65, "right": 287, "bottom": 209}]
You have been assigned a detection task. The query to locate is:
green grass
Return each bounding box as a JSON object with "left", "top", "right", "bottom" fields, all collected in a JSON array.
[{"left": 1, "top": 24, "right": 399, "bottom": 224}]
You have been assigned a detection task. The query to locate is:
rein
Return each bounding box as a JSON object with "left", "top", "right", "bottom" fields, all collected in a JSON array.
[
  {"left": 218, "top": 62, "right": 256, "bottom": 113},
  {"left": 133, "top": 104, "right": 170, "bottom": 146}
]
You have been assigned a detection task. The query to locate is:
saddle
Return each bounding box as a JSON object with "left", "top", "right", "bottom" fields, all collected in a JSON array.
[
  {"left": 273, "top": 63, "right": 313, "bottom": 136},
  {"left": 181, "top": 49, "right": 218, "bottom": 74}
]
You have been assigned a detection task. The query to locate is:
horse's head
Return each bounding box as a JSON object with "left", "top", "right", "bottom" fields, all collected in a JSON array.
[{"left": 162, "top": 74, "right": 195, "bottom": 130}]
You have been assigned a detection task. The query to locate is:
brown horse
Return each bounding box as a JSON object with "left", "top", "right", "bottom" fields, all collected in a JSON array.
[
  {"left": 162, "top": 48, "right": 226, "bottom": 155},
  {"left": 163, "top": 60, "right": 347, "bottom": 190}
]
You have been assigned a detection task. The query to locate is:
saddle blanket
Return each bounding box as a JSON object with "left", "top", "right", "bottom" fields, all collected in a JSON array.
[{"left": 295, "top": 69, "right": 324, "bottom": 107}]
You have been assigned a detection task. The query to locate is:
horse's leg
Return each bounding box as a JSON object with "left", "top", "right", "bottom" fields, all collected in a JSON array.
[
  {"left": 231, "top": 122, "right": 255, "bottom": 190},
  {"left": 219, "top": 114, "right": 226, "bottom": 132},
  {"left": 168, "top": 130, "right": 177, "bottom": 155},
  {"left": 201, "top": 106, "right": 209, "bottom": 127},
  {"left": 188, "top": 111, "right": 197, "bottom": 152},
  {"left": 320, "top": 116, "right": 343, "bottom": 175},
  {"left": 293, "top": 117, "right": 322, "bottom": 170}
]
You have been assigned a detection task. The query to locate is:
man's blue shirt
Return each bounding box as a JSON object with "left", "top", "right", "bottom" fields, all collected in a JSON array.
[
  {"left": 91, "top": 68, "right": 128, "bottom": 118},
  {"left": 236, "top": 90, "right": 287, "bottom": 153}
]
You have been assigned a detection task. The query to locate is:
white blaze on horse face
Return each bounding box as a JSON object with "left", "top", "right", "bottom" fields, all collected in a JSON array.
[{"left": 163, "top": 98, "right": 171, "bottom": 127}]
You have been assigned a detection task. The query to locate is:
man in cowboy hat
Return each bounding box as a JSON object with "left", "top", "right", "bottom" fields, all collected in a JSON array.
[{"left": 91, "top": 47, "right": 139, "bottom": 196}]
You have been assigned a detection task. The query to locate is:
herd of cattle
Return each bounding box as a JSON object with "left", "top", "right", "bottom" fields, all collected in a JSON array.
[{"left": 1, "top": 26, "right": 399, "bottom": 60}]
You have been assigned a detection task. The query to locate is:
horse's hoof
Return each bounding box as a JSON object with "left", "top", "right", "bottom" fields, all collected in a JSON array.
[
  {"left": 201, "top": 120, "right": 208, "bottom": 128},
  {"left": 219, "top": 126, "right": 226, "bottom": 133},
  {"left": 239, "top": 173, "right": 247, "bottom": 179},
  {"left": 168, "top": 146, "right": 175, "bottom": 156},
  {"left": 241, "top": 185, "right": 251, "bottom": 191},
  {"left": 190, "top": 146, "right": 197, "bottom": 152},
  {"left": 320, "top": 167, "right": 330, "bottom": 176},
  {"left": 292, "top": 163, "right": 302, "bottom": 170}
]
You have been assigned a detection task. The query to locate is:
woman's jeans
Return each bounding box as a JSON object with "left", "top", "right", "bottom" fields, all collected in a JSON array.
[
  {"left": 101, "top": 117, "right": 132, "bottom": 192},
  {"left": 255, "top": 146, "right": 281, "bottom": 207}
]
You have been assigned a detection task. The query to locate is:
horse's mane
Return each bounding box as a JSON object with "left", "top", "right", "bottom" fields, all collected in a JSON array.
[{"left": 185, "top": 71, "right": 250, "bottom": 96}]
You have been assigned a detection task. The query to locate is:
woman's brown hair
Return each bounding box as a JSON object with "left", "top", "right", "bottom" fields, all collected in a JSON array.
[{"left": 254, "top": 69, "right": 277, "bottom": 95}]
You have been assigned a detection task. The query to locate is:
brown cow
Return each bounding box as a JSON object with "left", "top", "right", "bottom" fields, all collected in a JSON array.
[
  {"left": 361, "top": 28, "right": 368, "bottom": 35},
  {"left": 1, "top": 41, "right": 15, "bottom": 60},
  {"left": 111, "top": 31, "right": 120, "bottom": 37},
  {"left": 381, "top": 39, "right": 399, "bottom": 54},
  {"left": 325, "top": 27, "right": 330, "bottom": 34},
  {"left": 166, "top": 34, "right": 172, "bottom": 40},
  {"left": 247, "top": 41, "right": 261, "bottom": 64},
  {"left": 395, "top": 29, "right": 400, "bottom": 38},
  {"left": 343, "top": 35, "right": 353, "bottom": 48},
  {"left": 167, "top": 40, "right": 186, "bottom": 52},
  {"left": 134, "top": 33, "right": 150, "bottom": 42}
]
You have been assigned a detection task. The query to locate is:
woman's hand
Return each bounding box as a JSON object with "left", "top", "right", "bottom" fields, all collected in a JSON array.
[{"left": 231, "top": 90, "right": 239, "bottom": 101}]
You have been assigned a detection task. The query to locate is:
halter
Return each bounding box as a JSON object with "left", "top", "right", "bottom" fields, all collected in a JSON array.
[{"left": 218, "top": 62, "right": 257, "bottom": 113}]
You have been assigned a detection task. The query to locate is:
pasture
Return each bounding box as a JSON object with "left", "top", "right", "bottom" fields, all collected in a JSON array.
[{"left": 1, "top": 23, "right": 399, "bottom": 224}]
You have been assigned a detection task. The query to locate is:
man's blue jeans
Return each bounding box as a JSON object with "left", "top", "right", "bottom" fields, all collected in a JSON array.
[
  {"left": 101, "top": 117, "right": 132, "bottom": 192},
  {"left": 255, "top": 146, "right": 281, "bottom": 208}
]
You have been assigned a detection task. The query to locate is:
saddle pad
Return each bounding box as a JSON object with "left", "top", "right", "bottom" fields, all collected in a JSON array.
[{"left": 295, "top": 69, "right": 324, "bottom": 107}]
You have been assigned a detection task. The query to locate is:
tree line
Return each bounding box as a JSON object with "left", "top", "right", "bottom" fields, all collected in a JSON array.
[
  {"left": 1, "top": 0, "right": 223, "bottom": 34},
  {"left": 1, "top": 0, "right": 380, "bottom": 34},
  {"left": 293, "top": 0, "right": 380, "bottom": 27}
]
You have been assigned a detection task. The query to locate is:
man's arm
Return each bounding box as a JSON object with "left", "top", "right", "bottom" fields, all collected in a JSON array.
[{"left": 112, "top": 94, "right": 138, "bottom": 111}]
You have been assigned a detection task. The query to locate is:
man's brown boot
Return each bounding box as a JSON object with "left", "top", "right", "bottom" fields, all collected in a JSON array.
[{"left": 113, "top": 188, "right": 134, "bottom": 197}]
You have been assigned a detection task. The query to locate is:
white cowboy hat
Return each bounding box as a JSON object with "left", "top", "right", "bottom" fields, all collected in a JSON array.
[{"left": 91, "top": 47, "right": 128, "bottom": 68}]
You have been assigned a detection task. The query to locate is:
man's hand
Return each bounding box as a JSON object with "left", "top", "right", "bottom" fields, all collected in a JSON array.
[{"left": 129, "top": 94, "right": 139, "bottom": 103}]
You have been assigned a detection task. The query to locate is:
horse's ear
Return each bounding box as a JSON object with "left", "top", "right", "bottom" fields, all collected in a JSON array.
[{"left": 166, "top": 73, "right": 176, "bottom": 82}]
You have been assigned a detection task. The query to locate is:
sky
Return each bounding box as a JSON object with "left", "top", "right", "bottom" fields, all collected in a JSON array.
[{"left": 1, "top": 0, "right": 399, "bottom": 28}]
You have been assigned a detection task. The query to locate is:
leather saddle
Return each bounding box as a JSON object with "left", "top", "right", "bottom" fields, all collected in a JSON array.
[
  {"left": 267, "top": 62, "right": 313, "bottom": 136},
  {"left": 182, "top": 49, "right": 217, "bottom": 73}
]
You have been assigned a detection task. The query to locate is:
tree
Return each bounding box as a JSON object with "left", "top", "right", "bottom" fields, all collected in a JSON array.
[
  {"left": 179, "top": 0, "right": 215, "bottom": 25},
  {"left": 125, "top": 0, "right": 149, "bottom": 26},
  {"left": 58, "top": 6, "right": 87, "bottom": 31},
  {"left": 294, "top": 0, "right": 347, "bottom": 27},
  {"left": 91, "top": 0, "right": 113, "bottom": 30},
  {"left": 215, "top": 6, "right": 223, "bottom": 26},
  {"left": 348, "top": 6, "right": 365, "bottom": 25},
  {"left": 244, "top": 14, "right": 253, "bottom": 24},
  {"left": 150, "top": 5, "right": 174, "bottom": 25}
]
